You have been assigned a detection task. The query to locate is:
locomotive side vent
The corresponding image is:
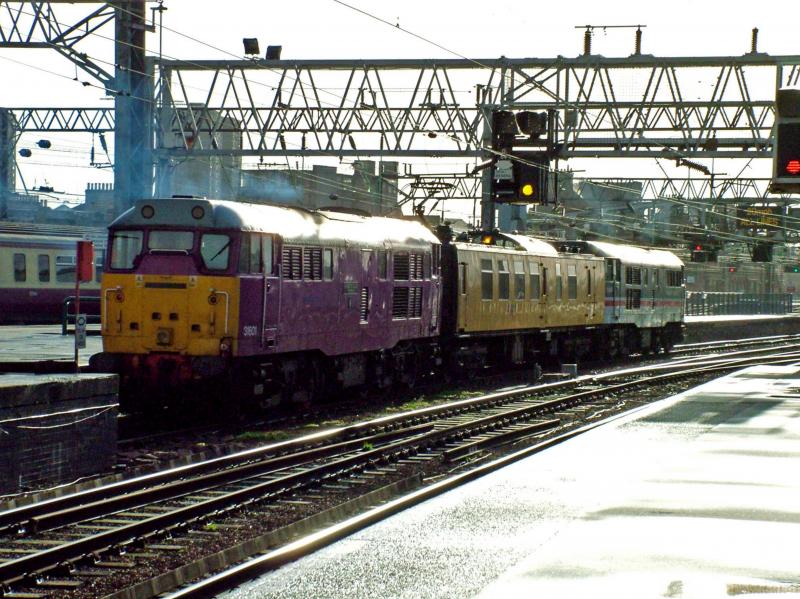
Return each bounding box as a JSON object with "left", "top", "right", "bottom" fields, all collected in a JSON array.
[
  {"left": 394, "top": 253, "right": 410, "bottom": 280},
  {"left": 410, "top": 287, "right": 423, "bottom": 318},
  {"left": 304, "top": 247, "right": 323, "bottom": 280},
  {"left": 392, "top": 287, "right": 409, "bottom": 318},
  {"left": 360, "top": 287, "right": 369, "bottom": 322},
  {"left": 283, "top": 246, "right": 303, "bottom": 280}
]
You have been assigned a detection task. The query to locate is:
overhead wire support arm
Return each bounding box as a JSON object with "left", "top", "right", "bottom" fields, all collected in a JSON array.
[{"left": 0, "top": 1, "right": 116, "bottom": 86}]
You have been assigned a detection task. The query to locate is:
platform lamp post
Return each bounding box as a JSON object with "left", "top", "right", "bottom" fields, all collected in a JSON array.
[{"left": 74, "top": 241, "right": 94, "bottom": 373}]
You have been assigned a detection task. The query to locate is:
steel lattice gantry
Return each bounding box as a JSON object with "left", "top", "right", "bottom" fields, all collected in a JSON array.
[
  {"left": 0, "top": 0, "right": 150, "bottom": 213},
  {"left": 154, "top": 54, "right": 800, "bottom": 160}
]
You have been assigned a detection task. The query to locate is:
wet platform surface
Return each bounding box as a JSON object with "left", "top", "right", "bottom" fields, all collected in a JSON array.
[
  {"left": 227, "top": 365, "right": 800, "bottom": 599},
  {"left": 0, "top": 325, "right": 102, "bottom": 367}
]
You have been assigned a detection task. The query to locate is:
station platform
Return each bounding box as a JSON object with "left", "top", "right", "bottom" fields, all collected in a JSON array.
[
  {"left": 229, "top": 365, "right": 800, "bottom": 598},
  {"left": 0, "top": 324, "right": 102, "bottom": 369},
  {"left": 0, "top": 316, "right": 797, "bottom": 370},
  {"left": 682, "top": 312, "right": 800, "bottom": 343}
]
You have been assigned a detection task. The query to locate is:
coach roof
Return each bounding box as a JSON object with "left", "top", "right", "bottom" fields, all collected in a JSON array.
[
  {"left": 586, "top": 240, "right": 684, "bottom": 268},
  {"left": 112, "top": 198, "right": 439, "bottom": 248}
]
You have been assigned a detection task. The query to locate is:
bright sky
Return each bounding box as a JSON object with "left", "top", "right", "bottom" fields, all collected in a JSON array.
[{"left": 2, "top": 0, "right": 798, "bottom": 217}]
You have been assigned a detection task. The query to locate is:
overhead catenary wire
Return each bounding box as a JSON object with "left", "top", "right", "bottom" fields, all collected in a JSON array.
[{"left": 6, "top": 2, "right": 796, "bottom": 245}]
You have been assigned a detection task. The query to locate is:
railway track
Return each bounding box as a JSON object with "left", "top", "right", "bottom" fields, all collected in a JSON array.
[{"left": 1, "top": 342, "right": 799, "bottom": 598}]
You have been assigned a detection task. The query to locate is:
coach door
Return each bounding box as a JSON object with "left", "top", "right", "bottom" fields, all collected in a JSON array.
[
  {"left": 261, "top": 235, "right": 279, "bottom": 349},
  {"left": 607, "top": 258, "right": 622, "bottom": 318}
]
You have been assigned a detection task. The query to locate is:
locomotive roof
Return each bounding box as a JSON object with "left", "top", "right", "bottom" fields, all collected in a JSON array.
[
  {"left": 111, "top": 198, "right": 439, "bottom": 249},
  {"left": 585, "top": 240, "right": 684, "bottom": 268}
]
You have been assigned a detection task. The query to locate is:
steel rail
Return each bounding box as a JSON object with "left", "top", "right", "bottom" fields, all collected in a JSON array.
[{"left": 2, "top": 346, "right": 798, "bottom": 587}]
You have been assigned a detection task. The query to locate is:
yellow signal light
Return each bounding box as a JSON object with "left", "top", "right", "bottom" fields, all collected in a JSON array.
[
  {"left": 520, "top": 183, "right": 535, "bottom": 197},
  {"left": 481, "top": 234, "right": 493, "bottom": 245}
]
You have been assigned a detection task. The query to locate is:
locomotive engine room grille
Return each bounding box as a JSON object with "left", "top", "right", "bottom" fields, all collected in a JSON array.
[
  {"left": 360, "top": 287, "right": 369, "bottom": 322},
  {"left": 392, "top": 286, "right": 423, "bottom": 319},
  {"left": 394, "top": 253, "right": 410, "bottom": 280},
  {"left": 626, "top": 288, "right": 642, "bottom": 309},
  {"left": 283, "top": 246, "right": 303, "bottom": 280},
  {"left": 626, "top": 266, "right": 642, "bottom": 285},
  {"left": 304, "top": 247, "right": 323, "bottom": 280}
]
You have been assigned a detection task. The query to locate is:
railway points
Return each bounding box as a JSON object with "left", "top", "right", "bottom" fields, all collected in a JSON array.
[{"left": 219, "top": 364, "right": 800, "bottom": 599}]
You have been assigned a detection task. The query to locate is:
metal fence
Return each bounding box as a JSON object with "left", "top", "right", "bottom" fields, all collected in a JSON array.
[
  {"left": 685, "top": 292, "right": 794, "bottom": 316},
  {"left": 61, "top": 296, "right": 101, "bottom": 335}
]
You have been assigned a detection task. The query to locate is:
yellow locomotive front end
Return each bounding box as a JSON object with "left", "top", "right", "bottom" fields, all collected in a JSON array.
[{"left": 92, "top": 200, "right": 242, "bottom": 393}]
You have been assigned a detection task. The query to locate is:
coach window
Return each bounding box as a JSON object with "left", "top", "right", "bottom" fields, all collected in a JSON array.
[
  {"left": 481, "top": 259, "right": 493, "bottom": 300},
  {"left": 56, "top": 255, "right": 76, "bottom": 283},
  {"left": 567, "top": 264, "right": 577, "bottom": 300},
  {"left": 555, "top": 263, "right": 563, "bottom": 300},
  {"left": 423, "top": 253, "right": 432, "bottom": 279},
  {"left": 201, "top": 234, "right": 231, "bottom": 271},
  {"left": 13, "top": 253, "right": 26, "bottom": 282},
  {"left": 94, "top": 250, "right": 104, "bottom": 282},
  {"left": 498, "top": 260, "right": 510, "bottom": 300},
  {"left": 459, "top": 263, "right": 467, "bottom": 294},
  {"left": 38, "top": 254, "right": 50, "bottom": 283},
  {"left": 110, "top": 230, "right": 143, "bottom": 269},
  {"left": 513, "top": 260, "right": 525, "bottom": 300},
  {"left": 529, "top": 262, "right": 540, "bottom": 299}
]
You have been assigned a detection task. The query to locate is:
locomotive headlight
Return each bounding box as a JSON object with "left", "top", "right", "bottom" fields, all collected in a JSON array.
[
  {"left": 141, "top": 204, "right": 155, "bottom": 219},
  {"left": 191, "top": 205, "right": 205, "bottom": 220},
  {"left": 115, "top": 290, "right": 125, "bottom": 302},
  {"left": 208, "top": 294, "right": 218, "bottom": 305},
  {"left": 156, "top": 328, "right": 173, "bottom": 346},
  {"left": 219, "top": 336, "right": 233, "bottom": 356}
]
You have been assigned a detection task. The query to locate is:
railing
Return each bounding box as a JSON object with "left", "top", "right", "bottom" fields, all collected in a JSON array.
[
  {"left": 61, "top": 296, "right": 101, "bottom": 335},
  {"left": 685, "top": 292, "right": 794, "bottom": 316}
]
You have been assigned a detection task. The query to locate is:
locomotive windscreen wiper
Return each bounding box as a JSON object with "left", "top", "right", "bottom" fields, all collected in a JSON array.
[{"left": 210, "top": 240, "right": 231, "bottom": 261}]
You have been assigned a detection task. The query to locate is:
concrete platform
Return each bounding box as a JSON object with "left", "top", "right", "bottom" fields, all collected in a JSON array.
[
  {"left": 228, "top": 365, "right": 800, "bottom": 599},
  {"left": 683, "top": 313, "right": 800, "bottom": 344},
  {"left": 0, "top": 324, "right": 102, "bottom": 368}
]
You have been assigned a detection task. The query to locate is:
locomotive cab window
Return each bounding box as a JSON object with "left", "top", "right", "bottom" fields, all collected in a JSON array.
[
  {"left": 13, "top": 253, "right": 25, "bottom": 282},
  {"left": 148, "top": 230, "right": 194, "bottom": 252},
  {"left": 323, "top": 248, "right": 333, "bottom": 280},
  {"left": 109, "top": 230, "right": 143, "bottom": 270},
  {"left": 377, "top": 250, "right": 387, "bottom": 279},
  {"left": 201, "top": 234, "right": 232, "bottom": 271}
]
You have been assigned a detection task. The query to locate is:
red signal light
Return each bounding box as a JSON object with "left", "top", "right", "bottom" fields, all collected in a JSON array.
[
  {"left": 728, "top": 267, "right": 737, "bottom": 273},
  {"left": 694, "top": 244, "right": 702, "bottom": 251},
  {"left": 787, "top": 159, "right": 800, "bottom": 175}
]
